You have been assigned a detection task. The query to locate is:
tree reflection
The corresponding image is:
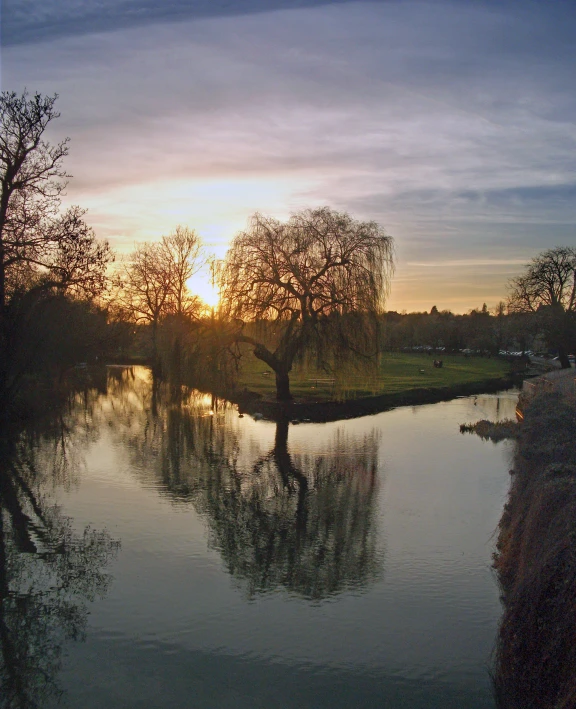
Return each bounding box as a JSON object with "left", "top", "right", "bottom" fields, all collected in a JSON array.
[
  {"left": 198, "top": 420, "right": 382, "bottom": 600},
  {"left": 103, "top": 369, "right": 383, "bottom": 602},
  {"left": 0, "top": 426, "right": 119, "bottom": 709}
]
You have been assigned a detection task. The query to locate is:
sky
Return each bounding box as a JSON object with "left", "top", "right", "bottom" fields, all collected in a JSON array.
[{"left": 2, "top": 0, "right": 576, "bottom": 312}]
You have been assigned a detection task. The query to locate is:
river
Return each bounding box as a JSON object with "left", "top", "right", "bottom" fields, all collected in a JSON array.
[{"left": 0, "top": 366, "right": 518, "bottom": 708}]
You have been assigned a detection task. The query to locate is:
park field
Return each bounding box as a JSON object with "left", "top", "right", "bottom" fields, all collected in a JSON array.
[{"left": 237, "top": 352, "right": 511, "bottom": 402}]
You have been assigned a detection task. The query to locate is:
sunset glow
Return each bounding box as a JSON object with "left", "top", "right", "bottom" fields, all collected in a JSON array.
[
  {"left": 3, "top": 4, "right": 576, "bottom": 703},
  {"left": 4, "top": 1, "right": 576, "bottom": 312},
  {"left": 189, "top": 271, "right": 220, "bottom": 310}
]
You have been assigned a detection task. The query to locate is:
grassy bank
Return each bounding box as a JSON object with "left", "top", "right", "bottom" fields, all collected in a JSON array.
[
  {"left": 493, "top": 391, "right": 576, "bottom": 708},
  {"left": 229, "top": 352, "right": 513, "bottom": 422},
  {"left": 238, "top": 352, "right": 510, "bottom": 402}
]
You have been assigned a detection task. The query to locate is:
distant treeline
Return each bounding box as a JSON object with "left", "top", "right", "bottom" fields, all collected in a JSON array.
[{"left": 381, "top": 304, "right": 544, "bottom": 356}]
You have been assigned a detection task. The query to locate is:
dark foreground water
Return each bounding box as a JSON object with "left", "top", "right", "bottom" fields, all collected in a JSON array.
[{"left": 1, "top": 367, "right": 518, "bottom": 709}]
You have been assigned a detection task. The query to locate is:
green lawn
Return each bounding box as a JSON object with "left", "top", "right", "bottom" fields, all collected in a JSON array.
[{"left": 238, "top": 352, "right": 510, "bottom": 402}]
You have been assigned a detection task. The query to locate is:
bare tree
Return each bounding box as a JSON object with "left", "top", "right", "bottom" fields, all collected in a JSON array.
[
  {"left": 0, "top": 91, "right": 67, "bottom": 311},
  {"left": 161, "top": 225, "right": 203, "bottom": 317},
  {"left": 0, "top": 91, "right": 113, "bottom": 406},
  {"left": 115, "top": 227, "right": 204, "bottom": 367},
  {"left": 0, "top": 90, "right": 111, "bottom": 310},
  {"left": 114, "top": 241, "right": 171, "bottom": 365},
  {"left": 508, "top": 247, "right": 576, "bottom": 368},
  {"left": 220, "top": 207, "right": 395, "bottom": 399}
]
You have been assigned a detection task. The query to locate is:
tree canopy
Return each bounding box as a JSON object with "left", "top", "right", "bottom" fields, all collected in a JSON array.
[
  {"left": 0, "top": 90, "right": 112, "bottom": 309},
  {"left": 508, "top": 247, "right": 576, "bottom": 368},
  {"left": 220, "top": 207, "right": 394, "bottom": 399},
  {"left": 113, "top": 226, "right": 204, "bottom": 367},
  {"left": 0, "top": 90, "right": 113, "bottom": 406}
]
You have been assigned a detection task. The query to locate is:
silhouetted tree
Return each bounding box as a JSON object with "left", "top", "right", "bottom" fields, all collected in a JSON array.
[
  {"left": 162, "top": 226, "right": 203, "bottom": 318},
  {"left": 115, "top": 227, "right": 204, "bottom": 370},
  {"left": 0, "top": 91, "right": 113, "bottom": 409},
  {"left": 220, "top": 207, "right": 394, "bottom": 399},
  {"left": 7, "top": 297, "right": 110, "bottom": 398},
  {"left": 116, "top": 241, "right": 172, "bottom": 367},
  {"left": 493, "top": 301, "right": 507, "bottom": 354},
  {"left": 508, "top": 247, "right": 576, "bottom": 367},
  {"left": 464, "top": 304, "right": 494, "bottom": 353},
  {"left": 0, "top": 91, "right": 112, "bottom": 311}
]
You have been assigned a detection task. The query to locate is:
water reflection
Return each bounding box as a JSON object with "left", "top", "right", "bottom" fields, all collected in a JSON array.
[
  {"left": 0, "top": 422, "right": 119, "bottom": 709},
  {"left": 2, "top": 367, "right": 513, "bottom": 708},
  {"left": 198, "top": 419, "right": 381, "bottom": 600},
  {"left": 99, "top": 367, "right": 383, "bottom": 600}
]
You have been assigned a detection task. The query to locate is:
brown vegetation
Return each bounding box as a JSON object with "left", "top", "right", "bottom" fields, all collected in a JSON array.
[
  {"left": 493, "top": 391, "right": 576, "bottom": 708},
  {"left": 459, "top": 419, "right": 519, "bottom": 442}
]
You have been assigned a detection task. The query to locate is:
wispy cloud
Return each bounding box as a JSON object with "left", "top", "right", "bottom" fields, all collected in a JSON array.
[
  {"left": 3, "top": 0, "right": 576, "bottom": 311},
  {"left": 2, "top": 0, "right": 357, "bottom": 46},
  {"left": 407, "top": 259, "right": 529, "bottom": 268}
]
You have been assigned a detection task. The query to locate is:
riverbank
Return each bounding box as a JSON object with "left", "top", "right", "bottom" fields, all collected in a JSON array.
[
  {"left": 231, "top": 374, "right": 516, "bottom": 422},
  {"left": 238, "top": 352, "right": 511, "bottom": 401},
  {"left": 229, "top": 352, "right": 514, "bottom": 422},
  {"left": 4, "top": 357, "right": 515, "bottom": 429},
  {"left": 493, "top": 391, "right": 576, "bottom": 708}
]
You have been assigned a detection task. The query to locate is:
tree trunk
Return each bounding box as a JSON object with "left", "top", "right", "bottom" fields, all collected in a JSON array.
[
  {"left": 242, "top": 338, "right": 294, "bottom": 401},
  {"left": 151, "top": 320, "right": 161, "bottom": 376},
  {"left": 171, "top": 336, "right": 182, "bottom": 383},
  {"left": 0, "top": 247, "right": 5, "bottom": 315},
  {"left": 558, "top": 346, "right": 571, "bottom": 370},
  {"left": 275, "top": 370, "right": 292, "bottom": 401}
]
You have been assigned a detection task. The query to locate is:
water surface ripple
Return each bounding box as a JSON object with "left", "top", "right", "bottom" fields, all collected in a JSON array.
[{"left": 3, "top": 367, "right": 517, "bottom": 708}]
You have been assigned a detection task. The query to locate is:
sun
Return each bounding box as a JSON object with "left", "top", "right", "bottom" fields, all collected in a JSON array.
[
  {"left": 199, "top": 283, "right": 220, "bottom": 309},
  {"left": 187, "top": 271, "right": 220, "bottom": 310}
]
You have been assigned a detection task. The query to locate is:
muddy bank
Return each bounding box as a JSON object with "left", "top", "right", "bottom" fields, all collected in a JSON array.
[
  {"left": 459, "top": 419, "right": 519, "bottom": 442},
  {"left": 230, "top": 376, "right": 515, "bottom": 423},
  {"left": 493, "top": 391, "right": 576, "bottom": 708}
]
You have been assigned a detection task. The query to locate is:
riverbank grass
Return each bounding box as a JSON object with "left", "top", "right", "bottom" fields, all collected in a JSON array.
[{"left": 238, "top": 353, "right": 510, "bottom": 402}]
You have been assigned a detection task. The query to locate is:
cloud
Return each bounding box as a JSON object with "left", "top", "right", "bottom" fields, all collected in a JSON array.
[
  {"left": 3, "top": 0, "right": 576, "bottom": 311},
  {"left": 406, "top": 259, "right": 529, "bottom": 268},
  {"left": 2, "top": 0, "right": 364, "bottom": 46}
]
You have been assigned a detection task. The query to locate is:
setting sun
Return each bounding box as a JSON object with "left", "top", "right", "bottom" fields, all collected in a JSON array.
[{"left": 189, "top": 270, "right": 220, "bottom": 309}]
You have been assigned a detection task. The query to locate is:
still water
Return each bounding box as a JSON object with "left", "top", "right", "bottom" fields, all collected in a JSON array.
[{"left": 1, "top": 366, "right": 518, "bottom": 708}]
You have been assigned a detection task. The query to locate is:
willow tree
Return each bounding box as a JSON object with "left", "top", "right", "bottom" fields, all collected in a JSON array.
[
  {"left": 508, "top": 247, "right": 576, "bottom": 368},
  {"left": 220, "top": 207, "right": 395, "bottom": 400}
]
